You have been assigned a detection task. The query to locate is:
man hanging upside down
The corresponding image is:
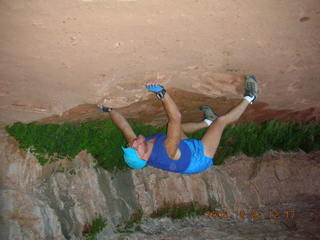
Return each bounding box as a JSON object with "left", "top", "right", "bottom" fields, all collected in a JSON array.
[{"left": 97, "top": 75, "right": 258, "bottom": 174}]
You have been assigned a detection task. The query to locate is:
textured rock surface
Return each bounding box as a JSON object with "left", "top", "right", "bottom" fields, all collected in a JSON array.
[
  {"left": 37, "top": 88, "right": 320, "bottom": 127},
  {"left": 132, "top": 151, "right": 320, "bottom": 217},
  {"left": 98, "top": 199, "right": 320, "bottom": 240},
  {"left": 0, "top": 134, "right": 319, "bottom": 239},
  {"left": 1, "top": 0, "right": 320, "bottom": 125},
  {"left": 1, "top": 1, "right": 319, "bottom": 239}
]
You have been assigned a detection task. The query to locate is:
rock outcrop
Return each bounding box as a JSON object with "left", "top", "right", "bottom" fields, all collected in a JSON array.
[
  {"left": 1, "top": 131, "right": 319, "bottom": 239},
  {"left": 1, "top": 1, "right": 320, "bottom": 239},
  {"left": 1, "top": 0, "right": 320, "bottom": 125},
  {"left": 37, "top": 88, "right": 320, "bottom": 127}
]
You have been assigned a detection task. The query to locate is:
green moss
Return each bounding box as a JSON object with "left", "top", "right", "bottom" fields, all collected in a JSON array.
[
  {"left": 115, "top": 203, "right": 214, "bottom": 233},
  {"left": 115, "top": 209, "right": 144, "bottom": 233},
  {"left": 5, "top": 119, "right": 320, "bottom": 170},
  {"left": 83, "top": 217, "right": 107, "bottom": 240},
  {"left": 212, "top": 120, "right": 320, "bottom": 164},
  {"left": 150, "top": 201, "right": 216, "bottom": 219},
  {"left": 124, "top": 209, "right": 143, "bottom": 229},
  {"left": 5, "top": 120, "right": 162, "bottom": 171}
]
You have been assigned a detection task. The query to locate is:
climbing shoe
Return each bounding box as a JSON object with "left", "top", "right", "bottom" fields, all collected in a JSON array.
[
  {"left": 199, "top": 105, "right": 219, "bottom": 121},
  {"left": 244, "top": 75, "right": 259, "bottom": 104}
]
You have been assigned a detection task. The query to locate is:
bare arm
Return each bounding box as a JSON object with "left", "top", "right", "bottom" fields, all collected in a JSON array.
[
  {"left": 161, "top": 92, "right": 182, "bottom": 122},
  {"left": 109, "top": 109, "right": 137, "bottom": 144},
  {"left": 145, "top": 80, "right": 182, "bottom": 158},
  {"left": 161, "top": 92, "right": 182, "bottom": 159}
]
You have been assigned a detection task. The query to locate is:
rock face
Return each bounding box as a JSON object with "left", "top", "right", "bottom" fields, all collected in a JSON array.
[
  {"left": 1, "top": 133, "right": 319, "bottom": 239},
  {"left": 1, "top": 0, "right": 320, "bottom": 125},
  {"left": 98, "top": 198, "right": 320, "bottom": 240},
  {"left": 1, "top": 1, "right": 320, "bottom": 239},
  {"left": 37, "top": 88, "right": 320, "bottom": 127}
]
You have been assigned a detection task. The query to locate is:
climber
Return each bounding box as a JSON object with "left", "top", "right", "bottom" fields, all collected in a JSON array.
[{"left": 97, "top": 75, "right": 258, "bottom": 174}]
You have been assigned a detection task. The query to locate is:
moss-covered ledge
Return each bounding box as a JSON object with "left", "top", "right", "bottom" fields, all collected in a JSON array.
[
  {"left": 114, "top": 201, "right": 217, "bottom": 233},
  {"left": 5, "top": 119, "right": 320, "bottom": 171}
]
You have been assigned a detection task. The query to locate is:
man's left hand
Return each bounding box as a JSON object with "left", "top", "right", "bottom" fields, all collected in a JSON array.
[{"left": 97, "top": 103, "right": 112, "bottom": 112}]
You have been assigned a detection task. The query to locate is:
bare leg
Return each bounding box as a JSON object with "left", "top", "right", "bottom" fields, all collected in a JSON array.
[
  {"left": 202, "top": 99, "right": 250, "bottom": 158},
  {"left": 182, "top": 121, "right": 208, "bottom": 134},
  {"left": 180, "top": 121, "right": 208, "bottom": 140}
]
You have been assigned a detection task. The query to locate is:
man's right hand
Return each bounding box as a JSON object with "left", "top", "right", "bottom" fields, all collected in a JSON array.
[
  {"left": 145, "top": 80, "right": 165, "bottom": 93},
  {"left": 146, "top": 80, "right": 166, "bottom": 99},
  {"left": 146, "top": 84, "right": 165, "bottom": 93}
]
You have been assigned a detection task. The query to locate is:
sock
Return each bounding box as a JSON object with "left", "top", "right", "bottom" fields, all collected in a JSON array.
[
  {"left": 204, "top": 119, "right": 213, "bottom": 126},
  {"left": 244, "top": 96, "right": 255, "bottom": 104}
]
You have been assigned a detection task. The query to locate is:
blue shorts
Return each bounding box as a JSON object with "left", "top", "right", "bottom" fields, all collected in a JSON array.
[{"left": 181, "top": 139, "right": 215, "bottom": 174}]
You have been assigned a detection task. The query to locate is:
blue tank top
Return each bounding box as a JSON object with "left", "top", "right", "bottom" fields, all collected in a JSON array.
[{"left": 145, "top": 133, "right": 192, "bottom": 173}]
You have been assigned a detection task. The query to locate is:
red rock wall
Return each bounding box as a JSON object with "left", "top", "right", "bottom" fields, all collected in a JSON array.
[{"left": 1, "top": 0, "right": 320, "bottom": 125}]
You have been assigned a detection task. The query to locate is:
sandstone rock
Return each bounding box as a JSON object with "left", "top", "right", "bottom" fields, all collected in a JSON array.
[
  {"left": 1, "top": 0, "right": 320, "bottom": 125},
  {"left": 0, "top": 135, "right": 319, "bottom": 239},
  {"left": 0, "top": 189, "right": 65, "bottom": 240}
]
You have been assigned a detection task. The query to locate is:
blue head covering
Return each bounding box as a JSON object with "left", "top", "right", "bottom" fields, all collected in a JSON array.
[{"left": 121, "top": 146, "right": 147, "bottom": 169}]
